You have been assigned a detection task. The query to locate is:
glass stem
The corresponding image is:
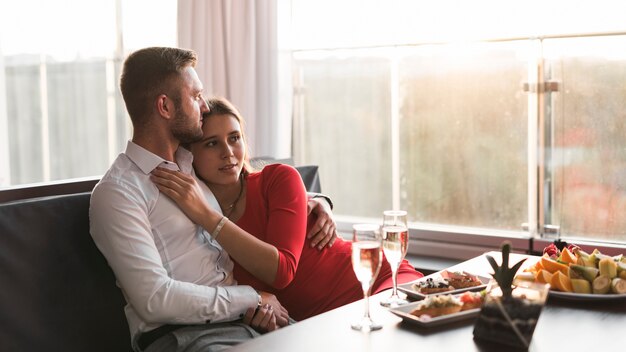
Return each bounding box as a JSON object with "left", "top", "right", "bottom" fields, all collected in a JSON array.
[
  {"left": 390, "top": 265, "right": 399, "bottom": 297},
  {"left": 363, "top": 287, "right": 371, "bottom": 319}
]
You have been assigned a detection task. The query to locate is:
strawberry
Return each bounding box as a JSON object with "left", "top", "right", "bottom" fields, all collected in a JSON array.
[{"left": 543, "top": 243, "right": 559, "bottom": 259}]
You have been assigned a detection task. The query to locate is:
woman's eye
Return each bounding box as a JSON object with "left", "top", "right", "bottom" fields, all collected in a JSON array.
[
  {"left": 205, "top": 141, "right": 216, "bottom": 147},
  {"left": 229, "top": 135, "right": 241, "bottom": 143}
]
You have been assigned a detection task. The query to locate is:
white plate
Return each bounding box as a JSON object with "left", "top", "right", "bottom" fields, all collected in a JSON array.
[
  {"left": 549, "top": 290, "right": 626, "bottom": 301},
  {"left": 388, "top": 300, "right": 481, "bottom": 328},
  {"left": 398, "top": 272, "right": 489, "bottom": 300}
]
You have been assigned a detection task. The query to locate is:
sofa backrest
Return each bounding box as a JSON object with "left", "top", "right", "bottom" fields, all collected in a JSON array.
[{"left": 0, "top": 192, "right": 131, "bottom": 352}]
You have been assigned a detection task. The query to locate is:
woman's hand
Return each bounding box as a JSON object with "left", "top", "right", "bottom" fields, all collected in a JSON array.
[
  {"left": 243, "top": 305, "right": 277, "bottom": 333},
  {"left": 243, "top": 291, "right": 290, "bottom": 332},
  {"left": 150, "top": 167, "right": 215, "bottom": 225},
  {"left": 306, "top": 197, "right": 338, "bottom": 250},
  {"left": 259, "top": 291, "right": 289, "bottom": 327}
]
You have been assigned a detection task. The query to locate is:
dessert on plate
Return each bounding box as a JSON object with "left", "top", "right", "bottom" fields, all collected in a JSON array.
[
  {"left": 459, "top": 291, "right": 484, "bottom": 311},
  {"left": 441, "top": 270, "right": 483, "bottom": 289},
  {"left": 409, "top": 294, "right": 462, "bottom": 318},
  {"left": 412, "top": 277, "right": 454, "bottom": 294}
]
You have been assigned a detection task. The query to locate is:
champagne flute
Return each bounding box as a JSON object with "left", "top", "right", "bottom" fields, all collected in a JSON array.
[
  {"left": 351, "top": 223, "right": 383, "bottom": 331},
  {"left": 380, "top": 210, "right": 409, "bottom": 307}
]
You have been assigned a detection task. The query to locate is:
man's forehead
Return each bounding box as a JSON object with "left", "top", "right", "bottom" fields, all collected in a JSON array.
[{"left": 178, "top": 66, "right": 203, "bottom": 91}]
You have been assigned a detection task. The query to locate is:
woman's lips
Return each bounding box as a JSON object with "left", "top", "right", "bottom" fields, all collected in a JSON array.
[{"left": 219, "top": 164, "right": 238, "bottom": 171}]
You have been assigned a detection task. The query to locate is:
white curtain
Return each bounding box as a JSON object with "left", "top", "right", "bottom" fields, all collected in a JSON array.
[
  {"left": 177, "top": 0, "right": 289, "bottom": 159},
  {"left": 0, "top": 45, "right": 10, "bottom": 186}
]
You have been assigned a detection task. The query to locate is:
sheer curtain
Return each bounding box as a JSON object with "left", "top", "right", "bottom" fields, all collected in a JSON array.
[
  {"left": 177, "top": 0, "right": 289, "bottom": 159},
  {"left": 0, "top": 49, "right": 9, "bottom": 186}
]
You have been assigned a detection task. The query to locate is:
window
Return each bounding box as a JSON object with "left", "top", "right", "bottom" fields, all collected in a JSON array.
[
  {"left": 397, "top": 42, "right": 529, "bottom": 231},
  {"left": 0, "top": 0, "right": 176, "bottom": 187},
  {"left": 288, "top": 0, "right": 626, "bottom": 251},
  {"left": 546, "top": 35, "right": 626, "bottom": 243}
]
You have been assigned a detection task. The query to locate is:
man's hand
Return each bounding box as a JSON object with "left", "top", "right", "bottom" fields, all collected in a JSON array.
[
  {"left": 307, "top": 196, "right": 338, "bottom": 250},
  {"left": 243, "top": 291, "right": 290, "bottom": 332}
]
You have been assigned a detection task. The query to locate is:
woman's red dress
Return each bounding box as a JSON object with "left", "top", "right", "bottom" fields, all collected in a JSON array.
[{"left": 234, "top": 164, "right": 423, "bottom": 321}]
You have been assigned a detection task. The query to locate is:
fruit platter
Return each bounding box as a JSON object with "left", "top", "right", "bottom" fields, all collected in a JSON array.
[{"left": 515, "top": 241, "right": 626, "bottom": 300}]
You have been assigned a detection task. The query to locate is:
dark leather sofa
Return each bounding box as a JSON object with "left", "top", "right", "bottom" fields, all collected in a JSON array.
[
  {"left": 0, "top": 165, "right": 322, "bottom": 352},
  {"left": 0, "top": 192, "right": 131, "bottom": 352}
]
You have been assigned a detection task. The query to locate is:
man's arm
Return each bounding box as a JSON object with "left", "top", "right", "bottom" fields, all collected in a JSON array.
[
  {"left": 89, "top": 181, "right": 259, "bottom": 325},
  {"left": 306, "top": 193, "right": 338, "bottom": 250}
]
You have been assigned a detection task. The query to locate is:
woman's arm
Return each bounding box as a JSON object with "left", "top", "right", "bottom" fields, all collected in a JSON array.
[
  {"left": 150, "top": 167, "right": 280, "bottom": 285},
  {"left": 257, "top": 165, "right": 308, "bottom": 288}
]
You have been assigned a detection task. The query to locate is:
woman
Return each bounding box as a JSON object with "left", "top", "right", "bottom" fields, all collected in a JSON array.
[{"left": 151, "top": 97, "right": 423, "bottom": 321}]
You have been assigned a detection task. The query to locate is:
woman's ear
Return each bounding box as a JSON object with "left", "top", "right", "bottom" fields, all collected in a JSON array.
[{"left": 156, "top": 94, "right": 172, "bottom": 119}]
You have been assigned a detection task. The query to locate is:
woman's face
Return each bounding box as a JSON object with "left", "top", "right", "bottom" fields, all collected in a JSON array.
[{"left": 190, "top": 113, "right": 245, "bottom": 186}]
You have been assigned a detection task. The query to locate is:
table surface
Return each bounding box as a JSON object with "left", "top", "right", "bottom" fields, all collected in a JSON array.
[{"left": 230, "top": 252, "right": 626, "bottom": 351}]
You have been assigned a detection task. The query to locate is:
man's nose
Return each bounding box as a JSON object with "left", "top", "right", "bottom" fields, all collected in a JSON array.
[{"left": 200, "top": 99, "right": 210, "bottom": 113}]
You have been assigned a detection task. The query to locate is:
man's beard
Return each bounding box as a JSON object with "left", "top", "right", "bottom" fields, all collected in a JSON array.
[{"left": 171, "top": 107, "right": 203, "bottom": 144}]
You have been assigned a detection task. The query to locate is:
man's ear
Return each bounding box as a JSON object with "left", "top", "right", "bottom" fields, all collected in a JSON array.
[{"left": 156, "top": 94, "right": 172, "bottom": 119}]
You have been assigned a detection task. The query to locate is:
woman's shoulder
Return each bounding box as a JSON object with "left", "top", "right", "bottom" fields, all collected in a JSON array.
[
  {"left": 252, "top": 163, "right": 304, "bottom": 192},
  {"left": 259, "top": 163, "right": 300, "bottom": 179}
]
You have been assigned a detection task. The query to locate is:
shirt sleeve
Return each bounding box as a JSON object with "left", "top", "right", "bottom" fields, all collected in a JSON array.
[
  {"left": 89, "top": 181, "right": 258, "bottom": 325},
  {"left": 263, "top": 165, "right": 309, "bottom": 289},
  {"left": 307, "top": 192, "right": 334, "bottom": 210}
]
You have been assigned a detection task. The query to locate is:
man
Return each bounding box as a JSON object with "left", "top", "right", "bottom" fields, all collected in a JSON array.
[{"left": 89, "top": 47, "right": 335, "bottom": 352}]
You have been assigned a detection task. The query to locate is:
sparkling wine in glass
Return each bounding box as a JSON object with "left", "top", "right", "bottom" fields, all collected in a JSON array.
[
  {"left": 351, "top": 223, "right": 383, "bottom": 331},
  {"left": 380, "top": 210, "right": 409, "bottom": 307}
]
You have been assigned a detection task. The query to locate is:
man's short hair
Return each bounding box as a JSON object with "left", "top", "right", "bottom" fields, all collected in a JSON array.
[{"left": 120, "top": 47, "right": 197, "bottom": 126}]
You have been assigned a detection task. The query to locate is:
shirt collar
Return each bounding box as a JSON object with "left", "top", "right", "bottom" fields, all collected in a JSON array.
[{"left": 125, "top": 140, "right": 194, "bottom": 175}]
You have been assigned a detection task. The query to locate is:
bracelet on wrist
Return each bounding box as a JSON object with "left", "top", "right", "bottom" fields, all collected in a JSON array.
[{"left": 212, "top": 216, "right": 228, "bottom": 240}]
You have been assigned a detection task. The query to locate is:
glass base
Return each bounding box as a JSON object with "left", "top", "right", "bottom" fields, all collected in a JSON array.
[
  {"left": 379, "top": 295, "right": 409, "bottom": 308},
  {"left": 351, "top": 317, "right": 383, "bottom": 331},
  {"left": 379, "top": 291, "right": 409, "bottom": 307}
]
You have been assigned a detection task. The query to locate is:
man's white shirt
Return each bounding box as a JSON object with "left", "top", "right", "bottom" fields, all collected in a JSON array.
[{"left": 89, "top": 141, "right": 258, "bottom": 349}]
